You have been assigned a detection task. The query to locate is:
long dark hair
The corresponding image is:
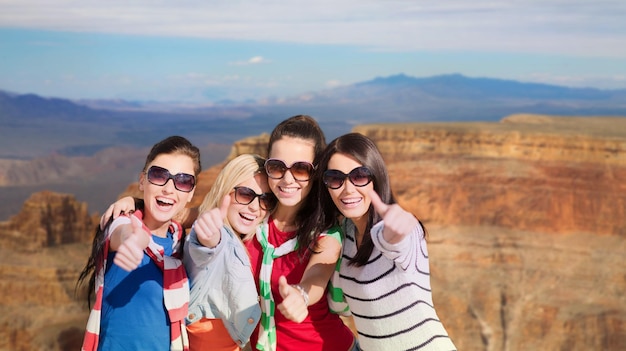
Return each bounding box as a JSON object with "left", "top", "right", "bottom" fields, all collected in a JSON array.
[
  {"left": 76, "top": 215, "right": 113, "bottom": 307},
  {"left": 268, "top": 115, "right": 326, "bottom": 254},
  {"left": 314, "top": 132, "right": 397, "bottom": 266},
  {"left": 75, "top": 198, "right": 143, "bottom": 306},
  {"left": 75, "top": 135, "right": 201, "bottom": 305}
]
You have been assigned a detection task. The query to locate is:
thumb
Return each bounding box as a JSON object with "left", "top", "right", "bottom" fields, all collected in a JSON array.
[
  {"left": 129, "top": 215, "right": 149, "bottom": 245},
  {"left": 219, "top": 194, "right": 231, "bottom": 220},
  {"left": 130, "top": 214, "right": 144, "bottom": 233},
  {"left": 369, "top": 189, "right": 389, "bottom": 218},
  {"left": 278, "top": 276, "right": 291, "bottom": 299}
]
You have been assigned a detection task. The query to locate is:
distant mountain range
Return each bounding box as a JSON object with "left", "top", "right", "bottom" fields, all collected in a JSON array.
[
  {"left": 2, "top": 73, "right": 626, "bottom": 221},
  {"left": 2, "top": 73, "right": 626, "bottom": 159}
]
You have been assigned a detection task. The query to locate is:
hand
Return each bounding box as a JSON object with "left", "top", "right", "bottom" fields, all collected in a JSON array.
[
  {"left": 277, "top": 276, "right": 309, "bottom": 323},
  {"left": 369, "top": 189, "right": 419, "bottom": 244},
  {"left": 113, "top": 215, "right": 150, "bottom": 272},
  {"left": 193, "top": 194, "right": 230, "bottom": 248},
  {"left": 101, "top": 196, "right": 136, "bottom": 229}
]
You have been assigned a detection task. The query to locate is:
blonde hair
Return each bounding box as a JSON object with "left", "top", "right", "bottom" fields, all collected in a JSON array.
[{"left": 198, "top": 154, "right": 267, "bottom": 241}]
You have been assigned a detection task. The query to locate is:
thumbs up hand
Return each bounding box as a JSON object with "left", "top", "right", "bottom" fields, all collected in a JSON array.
[
  {"left": 194, "top": 194, "right": 230, "bottom": 248},
  {"left": 369, "top": 189, "right": 419, "bottom": 245},
  {"left": 114, "top": 215, "right": 150, "bottom": 272},
  {"left": 277, "top": 276, "right": 309, "bottom": 323}
]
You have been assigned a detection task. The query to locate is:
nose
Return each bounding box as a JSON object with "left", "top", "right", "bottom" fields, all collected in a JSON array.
[
  {"left": 161, "top": 178, "right": 176, "bottom": 192},
  {"left": 341, "top": 177, "right": 356, "bottom": 192},
  {"left": 249, "top": 197, "right": 261, "bottom": 210},
  {"left": 282, "top": 168, "right": 297, "bottom": 182}
]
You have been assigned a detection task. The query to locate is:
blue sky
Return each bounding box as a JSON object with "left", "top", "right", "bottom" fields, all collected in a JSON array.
[{"left": 1, "top": 0, "right": 625, "bottom": 103}]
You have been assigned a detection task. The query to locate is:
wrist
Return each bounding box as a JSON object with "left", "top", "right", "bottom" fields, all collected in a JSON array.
[{"left": 291, "top": 284, "right": 310, "bottom": 306}]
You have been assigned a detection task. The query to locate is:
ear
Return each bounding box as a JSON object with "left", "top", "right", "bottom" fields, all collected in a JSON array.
[
  {"left": 138, "top": 172, "right": 145, "bottom": 191},
  {"left": 187, "top": 187, "right": 196, "bottom": 202}
]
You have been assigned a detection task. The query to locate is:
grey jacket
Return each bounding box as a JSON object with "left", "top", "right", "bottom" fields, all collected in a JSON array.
[{"left": 183, "top": 225, "right": 261, "bottom": 347}]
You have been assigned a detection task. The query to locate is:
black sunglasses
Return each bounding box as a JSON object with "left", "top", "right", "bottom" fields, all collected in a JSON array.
[
  {"left": 146, "top": 165, "right": 196, "bottom": 192},
  {"left": 323, "top": 166, "right": 373, "bottom": 190},
  {"left": 233, "top": 186, "right": 278, "bottom": 211},
  {"left": 264, "top": 158, "right": 315, "bottom": 181}
]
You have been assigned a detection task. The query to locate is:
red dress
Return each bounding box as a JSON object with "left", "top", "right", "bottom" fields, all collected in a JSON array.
[{"left": 245, "top": 217, "right": 355, "bottom": 351}]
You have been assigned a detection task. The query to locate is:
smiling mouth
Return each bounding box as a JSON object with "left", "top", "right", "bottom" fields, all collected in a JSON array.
[
  {"left": 240, "top": 213, "right": 256, "bottom": 222},
  {"left": 156, "top": 197, "right": 174, "bottom": 207},
  {"left": 341, "top": 198, "right": 362, "bottom": 206},
  {"left": 279, "top": 186, "right": 298, "bottom": 194}
]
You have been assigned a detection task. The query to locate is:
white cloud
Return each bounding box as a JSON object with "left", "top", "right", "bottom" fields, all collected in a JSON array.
[
  {"left": 248, "top": 56, "right": 265, "bottom": 64},
  {"left": 228, "top": 56, "right": 271, "bottom": 66},
  {"left": 325, "top": 80, "right": 342, "bottom": 88},
  {"left": 1, "top": 0, "right": 625, "bottom": 57}
]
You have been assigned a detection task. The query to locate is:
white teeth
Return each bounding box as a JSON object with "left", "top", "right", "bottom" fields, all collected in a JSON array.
[
  {"left": 279, "top": 186, "right": 298, "bottom": 194},
  {"left": 240, "top": 213, "right": 256, "bottom": 221},
  {"left": 342, "top": 198, "right": 361, "bottom": 205},
  {"left": 157, "top": 197, "right": 174, "bottom": 205}
]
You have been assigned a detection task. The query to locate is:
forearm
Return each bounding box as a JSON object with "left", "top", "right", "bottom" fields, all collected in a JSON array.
[
  {"left": 298, "top": 264, "right": 334, "bottom": 306},
  {"left": 372, "top": 221, "right": 422, "bottom": 271},
  {"left": 184, "top": 228, "right": 220, "bottom": 267},
  {"left": 298, "top": 236, "right": 342, "bottom": 305}
]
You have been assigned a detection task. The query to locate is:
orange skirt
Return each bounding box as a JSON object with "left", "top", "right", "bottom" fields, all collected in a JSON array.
[{"left": 187, "top": 317, "right": 241, "bottom": 351}]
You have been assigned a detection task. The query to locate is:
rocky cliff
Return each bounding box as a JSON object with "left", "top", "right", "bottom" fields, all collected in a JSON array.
[
  {"left": 0, "top": 191, "right": 96, "bottom": 252},
  {"left": 0, "top": 192, "right": 97, "bottom": 351},
  {"left": 1, "top": 115, "right": 624, "bottom": 350},
  {"left": 354, "top": 114, "right": 626, "bottom": 236}
]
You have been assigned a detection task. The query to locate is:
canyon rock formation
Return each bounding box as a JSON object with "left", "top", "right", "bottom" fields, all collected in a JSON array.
[
  {"left": 1, "top": 115, "right": 624, "bottom": 350},
  {"left": 0, "top": 191, "right": 97, "bottom": 351},
  {"left": 0, "top": 191, "right": 96, "bottom": 252}
]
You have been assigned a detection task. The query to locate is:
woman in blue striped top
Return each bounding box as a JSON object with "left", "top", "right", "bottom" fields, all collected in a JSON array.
[{"left": 313, "top": 132, "right": 457, "bottom": 351}]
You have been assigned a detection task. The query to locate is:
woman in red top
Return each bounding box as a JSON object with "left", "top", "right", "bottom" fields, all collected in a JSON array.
[{"left": 244, "top": 115, "right": 356, "bottom": 351}]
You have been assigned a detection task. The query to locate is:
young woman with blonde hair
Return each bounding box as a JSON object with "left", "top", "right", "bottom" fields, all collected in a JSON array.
[{"left": 184, "top": 154, "right": 276, "bottom": 350}]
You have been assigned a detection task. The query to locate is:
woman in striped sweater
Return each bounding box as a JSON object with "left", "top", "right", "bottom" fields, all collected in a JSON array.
[{"left": 313, "top": 132, "right": 457, "bottom": 351}]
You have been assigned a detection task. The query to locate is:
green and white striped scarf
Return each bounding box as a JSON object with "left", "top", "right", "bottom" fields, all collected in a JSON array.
[
  {"left": 326, "top": 224, "right": 350, "bottom": 316},
  {"left": 255, "top": 217, "right": 299, "bottom": 351},
  {"left": 254, "top": 219, "right": 350, "bottom": 351}
]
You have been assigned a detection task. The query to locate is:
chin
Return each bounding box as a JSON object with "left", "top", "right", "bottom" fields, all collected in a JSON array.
[
  {"left": 278, "top": 197, "right": 302, "bottom": 208},
  {"left": 233, "top": 225, "right": 253, "bottom": 235},
  {"left": 341, "top": 206, "right": 368, "bottom": 220}
]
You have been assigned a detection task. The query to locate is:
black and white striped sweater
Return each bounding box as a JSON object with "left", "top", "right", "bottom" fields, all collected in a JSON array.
[{"left": 335, "top": 219, "right": 457, "bottom": 351}]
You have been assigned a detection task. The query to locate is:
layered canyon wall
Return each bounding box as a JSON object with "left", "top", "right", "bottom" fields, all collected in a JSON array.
[{"left": 355, "top": 114, "right": 626, "bottom": 236}]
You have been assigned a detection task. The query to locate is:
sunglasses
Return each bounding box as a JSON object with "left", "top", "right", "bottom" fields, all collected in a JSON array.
[
  {"left": 323, "top": 166, "right": 373, "bottom": 190},
  {"left": 233, "top": 186, "right": 278, "bottom": 211},
  {"left": 264, "top": 158, "right": 315, "bottom": 181},
  {"left": 146, "top": 165, "right": 196, "bottom": 192}
]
